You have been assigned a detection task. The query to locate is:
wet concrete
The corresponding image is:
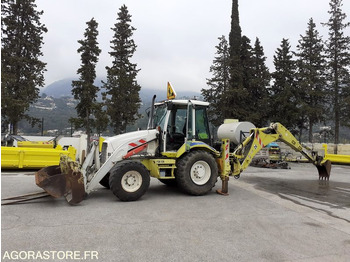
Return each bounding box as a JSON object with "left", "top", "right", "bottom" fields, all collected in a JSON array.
[
  {"left": 241, "top": 175, "right": 349, "bottom": 217},
  {"left": 235, "top": 163, "right": 350, "bottom": 232}
]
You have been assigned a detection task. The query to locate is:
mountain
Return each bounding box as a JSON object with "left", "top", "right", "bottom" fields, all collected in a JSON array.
[
  {"left": 17, "top": 78, "right": 202, "bottom": 135},
  {"left": 18, "top": 79, "right": 350, "bottom": 142},
  {"left": 41, "top": 78, "right": 78, "bottom": 97},
  {"left": 41, "top": 77, "right": 201, "bottom": 102},
  {"left": 41, "top": 77, "right": 105, "bottom": 98}
]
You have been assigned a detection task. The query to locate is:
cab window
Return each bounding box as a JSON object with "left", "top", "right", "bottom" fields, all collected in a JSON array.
[
  {"left": 154, "top": 104, "right": 167, "bottom": 128},
  {"left": 166, "top": 106, "right": 187, "bottom": 151},
  {"left": 195, "top": 106, "right": 211, "bottom": 144}
]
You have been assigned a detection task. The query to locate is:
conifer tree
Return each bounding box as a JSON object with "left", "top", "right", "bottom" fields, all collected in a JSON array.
[
  {"left": 322, "top": 0, "right": 350, "bottom": 148},
  {"left": 241, "top": 35, "right": 254, "bottom": 103},
  {"left": 103, "top": 5, "right": 141, "bottom": 135},
  {"left": 202, "top": 36, "right": 230, "bottom": 126},
  {"left": 249, "top": 38, "right": 271, "bottom": 126},
  {"left": 226, "top": 0, "right": 246, "bottom": 120},
  {"left": 229, "top": 0, "right": 242, "bottom": 85},
  {"left": 270, "top": 39, "right": 300, "bottom": 132},
  {"left": 1, "top": 0, "right": 47, "bottom": 134},
  {"left": 71, "top": 18, "right": 102, "bottom": 149},
  {"left": 295, "top": 18, "right": 327, "bottom": 142},
  {"left": 240, "top": 35, "right": 270, "bottom": 124}
]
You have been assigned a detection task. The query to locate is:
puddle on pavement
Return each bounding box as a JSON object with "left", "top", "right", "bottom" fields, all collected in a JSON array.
[{"left": 241, "top": 175, "right": 350, "bottom": 209}]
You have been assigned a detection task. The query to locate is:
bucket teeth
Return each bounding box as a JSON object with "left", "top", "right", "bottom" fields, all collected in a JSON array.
[
  {"left": 61, "top": 162, "right": 86, "bottom": 205},
  {"left": 317, "top": 160, "right": 331, "bottom": 180}
]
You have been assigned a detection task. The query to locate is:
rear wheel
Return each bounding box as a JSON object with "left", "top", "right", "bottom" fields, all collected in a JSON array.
[
  {"left": 176, "top": 150, "right": 218, "bottom": 195},
  {"left": 109, "top": 161, "right": 150, "bottom": 201}
]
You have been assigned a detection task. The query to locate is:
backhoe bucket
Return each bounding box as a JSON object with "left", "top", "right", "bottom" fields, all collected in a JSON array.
[
  {"left": 316, "top": 160, "right": 332, "bottom": 180},
  {"left": 35, "top": 159, "right": 86, "bottom": 205}
]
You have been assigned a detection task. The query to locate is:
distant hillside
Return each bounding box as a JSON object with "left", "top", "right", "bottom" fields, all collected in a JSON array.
[
  {"left": 18, "top": 96, "right": 78, "bottom": 135},
  {"left": 18, "top": 78, "right": 202, "bottom": 135},
  {"left": 41, "top": 77, "right": 103, "bottom": 98},
  {"left": 41, "top": 77, "right": 201, "bottom": 102},
  {"left": 18, "top": 83, "right": 350, "bottom": 142}
]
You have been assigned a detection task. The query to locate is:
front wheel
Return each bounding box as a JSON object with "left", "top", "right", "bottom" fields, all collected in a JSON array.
[
  {"left": 109, "top": 161, "right": 150, "bottom": 201},
  {"left": 99, "top": 173, "right": 110, "bottom": 189},
  {"left": 176, "top": 151, "right": 218, "bottom": 196}
]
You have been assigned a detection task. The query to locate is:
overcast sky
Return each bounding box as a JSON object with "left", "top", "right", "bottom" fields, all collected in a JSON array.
[{"left": 36, "top": 0, "right": 350, "bottom": 93}]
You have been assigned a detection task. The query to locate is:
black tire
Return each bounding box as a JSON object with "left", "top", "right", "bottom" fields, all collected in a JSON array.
[
  {"left": 176, "top": 150, "right": 218, "bottom": 196},
  {"left": 158, "top": 178, "right": 177, "bottom": 187},
  {"left": 109, "top": 161, "right": 150, "bottom": 201},
  {"left": 99, "top": 173, "right": 110, "bottom": 189}
]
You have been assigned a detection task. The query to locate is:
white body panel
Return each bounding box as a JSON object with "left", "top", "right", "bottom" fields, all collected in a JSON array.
[
  {"left": 85, "top": 129, "right": 159, "bottom": 193},
  {"left": 103, "top": 130, "right": 158, "bottom": 159}
]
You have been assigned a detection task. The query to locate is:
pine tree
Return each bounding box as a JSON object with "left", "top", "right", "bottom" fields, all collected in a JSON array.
[
  {"left": 249, "top": 38, "right": 271, "bottom": 126},
  {"left": 226, "top": 0, "right": 246, "bottom": 120},
  {"left": 71, "top": 18, "right": 102, "bottom": 149},
  {"left": 229, "top": 0, "right": 242, "bottom": 83},
  {"left": 322, "top": 0, "right": 350, "bottom": 148},
  {"left": 240, "top": 35, "right": 271, "bottom": 124},
  {"left": 270, "top": 39, "right": 300, "bottom": 132},
  {"left": 295, "top": 18, "right": 327, "bottom": 142},
  {"left": 1, "top": 0, "right": 47, "bottom": 134},
  {"left": 241, "top": 35, "right": 254, "bottom": 106},
  {"left": 202, "top": 36, "right": 230, "bottom": 126},
  {"left": 102, "top": 5, "right": 141, "bottom": 135}
]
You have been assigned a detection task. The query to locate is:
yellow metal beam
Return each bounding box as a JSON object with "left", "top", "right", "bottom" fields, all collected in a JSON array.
[
  {"left": 17, "top": 141, "right": 54, "bottom": 148},
  {"left": 1, "top": 145, "right": 76, "bottom": 169},
  {"left": 323, "top": 144, "right": 350, "bottom": 165}
]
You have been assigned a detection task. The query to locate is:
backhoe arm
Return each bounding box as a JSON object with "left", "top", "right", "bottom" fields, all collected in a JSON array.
[
  {"left": 217, "top": 122, "right": 331, "bottom": 195},
  {"left": 269, "top": 123, "right": 321, "bottom": 164}
]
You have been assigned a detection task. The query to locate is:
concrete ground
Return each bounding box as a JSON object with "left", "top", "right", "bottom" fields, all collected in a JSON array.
[{"left": 1, "top": 163, "right": 350, "bottom": 262}]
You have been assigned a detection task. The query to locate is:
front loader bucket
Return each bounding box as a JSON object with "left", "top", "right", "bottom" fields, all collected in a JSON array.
[
  {"left": 35, "top": 160, "right": 86, "bottom": 205},
  {"left": 316, "top": 160, "right": 332, "bottom": 180},
  {"left": 35, "top": 165, "right": 66, "bottom": 198}
]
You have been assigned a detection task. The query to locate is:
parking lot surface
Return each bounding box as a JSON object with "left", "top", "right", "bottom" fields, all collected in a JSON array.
[{"left": 2, "top": 163, "right": 350, "bottom": 262}]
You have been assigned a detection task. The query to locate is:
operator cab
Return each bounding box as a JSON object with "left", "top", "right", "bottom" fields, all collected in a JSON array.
[{"left": 151, "top": 99, "right": 211, "bottom": 152}]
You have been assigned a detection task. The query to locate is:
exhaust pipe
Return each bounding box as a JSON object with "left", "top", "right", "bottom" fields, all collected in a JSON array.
[{"left": 147, "top": 95, "right": 157, "bottom": 130}]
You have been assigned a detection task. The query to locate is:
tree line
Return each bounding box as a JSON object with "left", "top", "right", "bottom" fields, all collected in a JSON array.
[
  {"left": 2, "top": 0, "right": 349, "bottom": 149},
  {"left": 1, "top": 0, "right": 47, "bottom": 135},
  {"left": 1, "top": 1, "right": 141, "bottom": 144},
  {"left": 70, "top": 4, "right": 141, "bottom": 147},
  {"left": 202, "top": 0, "right": 350, "bottom": 148}
]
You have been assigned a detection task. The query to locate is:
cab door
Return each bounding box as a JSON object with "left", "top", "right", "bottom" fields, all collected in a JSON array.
[
  {"left": 193, "top": 105, "right": 211, "bottom": 146},
  {"left": 164, "top": 104, "right": 189, "bottom": 151}
]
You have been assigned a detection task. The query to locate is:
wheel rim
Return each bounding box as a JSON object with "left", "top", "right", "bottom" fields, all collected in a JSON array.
[
  {"left": 190, "top": 160, "right": 211, "bottom": 185},
  {"left": 121, "top": 171, "right": 143, "bottom": 192}
]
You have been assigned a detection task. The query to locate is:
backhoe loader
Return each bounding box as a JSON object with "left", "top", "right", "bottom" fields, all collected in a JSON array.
[{"left": 34, "top": 91, "right": 331, "bottom": 205}]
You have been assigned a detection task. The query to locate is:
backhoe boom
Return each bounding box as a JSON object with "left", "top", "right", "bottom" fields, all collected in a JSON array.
[{"left": 217, "top": 123, "right": 331, "bottom": 195}]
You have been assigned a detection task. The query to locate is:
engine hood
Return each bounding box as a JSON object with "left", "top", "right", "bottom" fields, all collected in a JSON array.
[{"left": 103, "top": 129, "right": 159, "bottom": 153}]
